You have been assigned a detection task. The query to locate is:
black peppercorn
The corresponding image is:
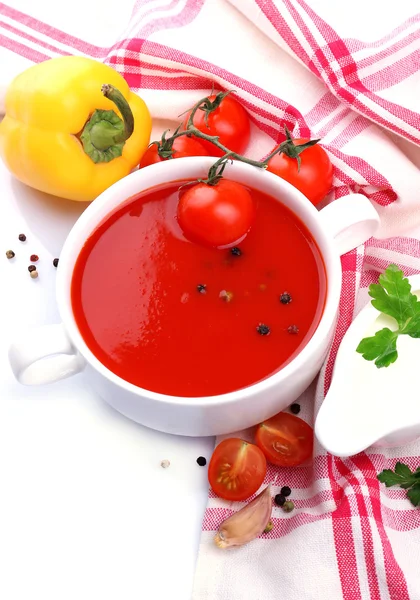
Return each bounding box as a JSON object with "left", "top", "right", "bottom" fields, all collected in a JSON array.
[
  {"left": 274, "top": 494, "right": 286, "bottom": 506},
  {"left": 53, "top": 258, "right": 59, "bottom": 268},
  {"left": 28, "top": 265, "right": 36, "bottom": 273},
  {"left": 287, "top": 324, "right": 299, "bottom": 335},
  {"left": 290, "top": 403, "right": 301, "bottom": 415},
  {"left": 18, "top": 233, "right": 26, "bottom": 242},
  {"left": 197, "top": 284, "right": 207, "bottom": 294},
  {"left": 256, "top": 323, "right": 270, "bottom": 336},
  {"left": 196, "top": 456, "right": 207, "bottom": 467},
  {"left": 230, "top": 247, "right": 242, "bottom": 257},
  {"left": 281, "top": 486, "right": 291, "bottom": 497},
  {"left": 280, "top": 292, "right": 292, "bottom": 304}
]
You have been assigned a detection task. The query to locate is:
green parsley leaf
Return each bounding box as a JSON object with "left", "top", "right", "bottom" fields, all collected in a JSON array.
[
  {"left": 357, "top": 265, "right": 420, "bottom": 367},
  {"left": 378, "top": 463, "right": 420, "bottom": 507},
  {"left": 407, "top": 485, "right": 420, "bottom": 507},
  {"left": 394, "top": 462, "right": 414, "bottom": 478},
  {"left": 356, "top": 328, "right": 398, "bottom": 368}
]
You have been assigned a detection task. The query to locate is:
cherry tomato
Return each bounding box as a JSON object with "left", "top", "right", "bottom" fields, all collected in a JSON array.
[
  {"left": 267, "top": 140, "right": 333, "bottom": 206},
  {"left": 177, "top": 179, "right": 255, "bottom": 248},
  {"left": 255, "top": 412, "right": 314, "bottom": 467},
  {"left": 184, "top": 94, "right": 250, "bottom": 157},
  {"left": 140, "top": 137, "right": 209, "bottom": 168},
  {"left": 208, "top": 438, "right": 267, "bottom": 501}
]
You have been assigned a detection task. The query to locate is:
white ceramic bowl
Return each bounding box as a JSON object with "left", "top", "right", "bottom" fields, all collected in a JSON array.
[{"left": 8, "top": 157, "right": 379, "bottom": 436}]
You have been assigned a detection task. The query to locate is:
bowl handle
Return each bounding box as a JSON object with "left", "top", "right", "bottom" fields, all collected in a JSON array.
[
  {"left": 319, "top": 194, "right": 380, "bottom": 256},
  {"left": 8, "top": 323, "right": 85, "bottom": 385}
]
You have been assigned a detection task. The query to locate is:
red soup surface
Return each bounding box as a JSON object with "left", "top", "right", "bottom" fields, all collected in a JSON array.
[{"left": 71, "top": 181, "right": 326, "bottom": 397}]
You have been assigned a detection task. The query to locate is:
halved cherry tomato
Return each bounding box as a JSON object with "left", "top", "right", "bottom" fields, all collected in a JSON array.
[
  {"left": 208, "top": 438, "right": 267, "bottom": 501},
  {"left": 140, "top": 137, "right": 209, "bottom": 168},
  {"left": 255, "top": 412, "right": 314, "bottom": 467},
  {"left": 184, "top": 93, "right": 250, "bottom": 157},
  {"left": 267, "top": 139, "right": 333, "bottom": 206},
  {"left": 177, "top": 179, "right": 255, "bottom": 248}
]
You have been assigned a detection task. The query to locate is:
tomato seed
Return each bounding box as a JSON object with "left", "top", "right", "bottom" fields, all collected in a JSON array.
[{"left": 287, "top": 324, "right": 299, "bottom": 335}]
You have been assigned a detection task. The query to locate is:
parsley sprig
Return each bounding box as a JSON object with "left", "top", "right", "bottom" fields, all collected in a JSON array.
[
  {"left": 356, "top": 264, "right": 420, "bottom": 367},
  {"left": 378, "top": 462, "right": 420, "bottom": 506}
]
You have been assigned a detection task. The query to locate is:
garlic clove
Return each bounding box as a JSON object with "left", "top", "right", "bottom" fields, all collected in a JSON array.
[{"left": 214, "top": 485, "right": 272, "bottom": 549}]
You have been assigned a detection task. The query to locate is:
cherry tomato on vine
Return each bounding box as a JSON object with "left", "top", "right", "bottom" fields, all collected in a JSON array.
[
  {"left": 177, "top": 179, "right": 255, "bottom": 248},
  {"left": 255, "top": 412, "right": 314, "bottom": 467},
  {"left": 140, "top": 137, "right": 209, "bottom": 168},
  {"left": 184, "top": 92, "right": 250, "bottom": 157},
  {"left": 208, "top": 438, "right": 267, "bottom": 501},
  {"left": 266, "top": 132, "right": 333, "bottom": 206}
]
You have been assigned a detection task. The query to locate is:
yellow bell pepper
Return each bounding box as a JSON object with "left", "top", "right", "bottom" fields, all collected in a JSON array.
[{"left": 0, "top": 56, "right": 151, "bottom": 202}]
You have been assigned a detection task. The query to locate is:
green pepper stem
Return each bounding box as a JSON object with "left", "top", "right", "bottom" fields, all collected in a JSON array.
[
  {"left": 101, "top": 84, "right": 134, "bottom": 143},
  {"left": 80, "top": 84, "right": 135, "bottom": 164}
]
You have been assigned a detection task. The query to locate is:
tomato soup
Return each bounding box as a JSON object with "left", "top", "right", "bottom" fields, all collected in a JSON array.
[{"left": 71, "top": 181, "right": 326, "bottom": 397}]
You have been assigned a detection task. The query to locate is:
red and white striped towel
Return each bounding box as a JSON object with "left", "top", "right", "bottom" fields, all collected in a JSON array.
[{"left": 1, "top": 0, "right": 420, "bottom": 598}]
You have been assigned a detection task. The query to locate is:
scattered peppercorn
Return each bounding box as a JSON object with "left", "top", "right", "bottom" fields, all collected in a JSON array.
[
  {"left": 281, "top": 486, "right": 291, "bottom": 497},
  {"left": 197, "top": 284, "right": 207, "bottom": 294},
  {"left": 282, "top": 500, "right": 295, "bottom": 513},
  {"left": 263, "top": 521, "right": 273, "bottom": 533},
  {"left": 287, "top": 324, "right": 299, "bottom": 335},
  {"left": 219, "top": 290, "right": 233, "bottom": 302},
  {"left": 280, "top": 292, "right": 292, "bottom": 304},
  {"left": 53, "top": 258, "right": 59, "bottom": 268},
  {"left": 257, "top": 323, "right": 271, "bottom": 336},
  {"left": 230, "top": 247, "right": 242, "bottom": 257},
  {"left": 274, "top": 494, "right": 286, "bottom": 506},
  {"left": 196, "top": 456, "right": 207, "bottom": 467},
  {"left": 30, "top": 254, "right": 39, "bottom": 262},
  {"left": 18, "top": 234, "right": 26, "bottom": 242},
  {"left": 28, "top": 265, "right": 36, "bottom": 273},
  {"left": 160, "top": 459, "right": 170, "bottom": 469},
  {"left": 290, "top": 403, "right": 301, "bottom": 415},
  {"left": 30, "top": 270, "right": 39, "bottom": 279},
  {"left": 6, "top": 250, "right": 15, "bottom": 259}
]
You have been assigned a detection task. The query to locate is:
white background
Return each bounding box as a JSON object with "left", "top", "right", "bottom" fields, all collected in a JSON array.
[
  {"left": 0, "top": 1, "right": 214, "bottom": 599},
  {"left": 0, "top": 158, "right": 214, "bottom": 599}
]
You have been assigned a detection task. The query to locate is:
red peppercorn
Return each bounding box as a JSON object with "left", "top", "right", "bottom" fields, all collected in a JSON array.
[{"left": 30, "top": 254, "right": 39, "bottom": 262}]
